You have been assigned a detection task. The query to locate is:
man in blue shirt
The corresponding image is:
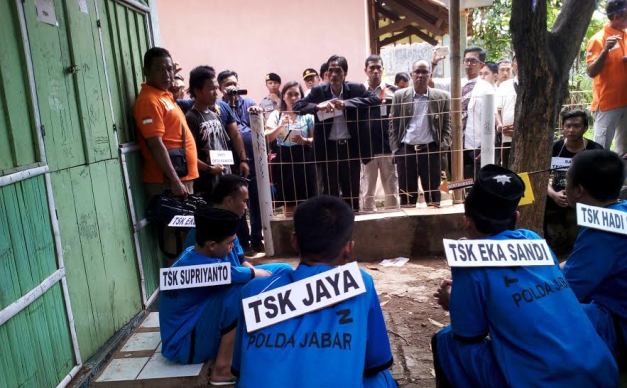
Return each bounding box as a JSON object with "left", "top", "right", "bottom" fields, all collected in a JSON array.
[
  {"left": 184, "top": 174, "right": 292, "bottom": 282},
  {"left": 232, "top": 196, "right": 397, "bottom": 388},
  {"left": 432, "top": 164, "right": 617, "bottom": 387},
  {"left": 218, "top": 70, "right": 264, "bottom": 255},
  {"left": 563, "top": 149, "right": 626, "bottom": 356},
  {"left": 159, "top": 207, "right": 242, "bottom": 384}
]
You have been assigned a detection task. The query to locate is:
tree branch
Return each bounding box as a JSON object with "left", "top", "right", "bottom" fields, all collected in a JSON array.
[{"left": 549, "top": 0, "right": 596, "bottom": 74}]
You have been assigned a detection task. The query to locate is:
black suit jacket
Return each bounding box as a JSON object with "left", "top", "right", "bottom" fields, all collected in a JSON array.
[{"left": 293, "top": 82, "right": 381, "bottom": 163}]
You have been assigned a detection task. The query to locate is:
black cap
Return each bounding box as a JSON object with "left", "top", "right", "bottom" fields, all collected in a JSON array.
[
  {"left": 465, "top": 164, "right": 525, "bottom": 220},
  {"left": 302, "top": 68, "right": 318, "bottom": 80},
  {"left": 265, "top": 73, "right": 281, "bottom": 83},
  {"left": 194, "top": 207, "right": 240, "bottom": 245},
  {"left": 607, "top": 0, "right": 626, "bottom": 16}
]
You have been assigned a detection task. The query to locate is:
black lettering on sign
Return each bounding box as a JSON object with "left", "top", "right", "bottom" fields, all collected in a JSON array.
[
  {"left": 248, "top": 300, "right": 263, "bottom": 323},
  {"left": 315, "top": 279, "right": 332, "bottom": 303},
  {"left": 343, "top": 269, "right": 360, "bottom": 292},
  {"left": 511, "top": 278, "right": 567, "bottom": 307},
  {"left": 336, "top": 309, "right": 353, "bottom": 324},
  {"left": 302, "top": 283, "right": 314, "bottom": 306},
  {"left": 326, "top": 272, "right": 341, "bottom": 295},
  {"left": 277, "top": 290, "right": 296, "bottom": 314},
  {"left": 264, "top": 295, "right": 279, "bottom": 318}
]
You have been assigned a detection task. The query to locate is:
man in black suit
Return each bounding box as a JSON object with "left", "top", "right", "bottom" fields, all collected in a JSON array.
[{"left": 293, "top": 55, "right": 380, "bottom": 210}]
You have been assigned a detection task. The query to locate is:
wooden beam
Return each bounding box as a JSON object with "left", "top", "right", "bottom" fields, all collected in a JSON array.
[
  {"left": 367, "top": 0, "right": 380, "bottom": 53},
  {"left": 375, "top": 18, "right": 414, "bottom": 36},
  {"left": 375, "top": 3, "right": 401, "bottom": 21},
  {"left": 385, "top": 0, "right": 442, "bottom": 35},
  {"left": 407, "top": 26, "right": 438, "bottom": 45},
  {"left": 379, "top": 28, "right": 416, "bottom": 47}
]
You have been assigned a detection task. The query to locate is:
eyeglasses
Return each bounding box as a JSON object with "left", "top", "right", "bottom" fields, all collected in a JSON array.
[{"left": 463, "top": 58, "right": 483, "bottom": 65}]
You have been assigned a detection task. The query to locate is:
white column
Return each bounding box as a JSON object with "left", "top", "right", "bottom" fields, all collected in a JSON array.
[
  {"left": 481, "top": 92, "right": 496, "bottom": 166},
  {"left": 249, "top": 113, "right": 275, "bottom": 256}
]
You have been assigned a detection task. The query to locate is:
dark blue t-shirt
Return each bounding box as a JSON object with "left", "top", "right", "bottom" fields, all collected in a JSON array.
[
  {"left": 233, "top": 263, "right": 394, "bottom": 388},
  {"left": 564, "top": 201, "right": 627, "bottom": 335},
  {"left": 449, "top": 229, "right": 617, "bottom": 387},
  {"left": 177, "top": 98, "right": 236, "bottom": 129},
  {"left": 225, "top": 96, "right": 257, "bottom": 134}
]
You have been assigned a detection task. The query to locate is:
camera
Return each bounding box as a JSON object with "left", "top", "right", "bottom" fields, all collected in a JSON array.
[{"left": 225, "top": 86, "right": 248, "bottom": 96}]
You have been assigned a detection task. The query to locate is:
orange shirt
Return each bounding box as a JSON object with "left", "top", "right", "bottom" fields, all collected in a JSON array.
[
  {"left": 586, "top": 24, "right": 627, "bottom": 112},
  {"left": 133, "top": 84, "right": 199, "bottom": 183}
]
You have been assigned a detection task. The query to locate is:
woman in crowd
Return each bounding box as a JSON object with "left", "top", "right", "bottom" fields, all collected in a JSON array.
[{"left": 265, "top": 81, "right": 318, "bottom": 216}]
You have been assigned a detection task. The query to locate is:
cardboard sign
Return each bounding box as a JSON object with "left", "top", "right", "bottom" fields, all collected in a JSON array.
[
  {"left": 242, "top": 262, "right": 366, "bottom": 332},
  {"left": 316, "top": 108, "right": 343, "bottom": 121},
  {"left": 517, "top": 172, "right": 535, "bottom": 206},
  {"left": 160, "top": 262, "right": 231, "bottom": 291},
  {"left": 168, "top": 215, "right": 195, "bottom": 227},
  {"left": 445, "top": 178, "right": 474, "bottom": 191},
  {"left": 550, "top": 157, "right": 571, "bottom": 171},
  {"left": 209, "top": 150, "right": 235, "bottom": 165},
  {"left": 443, "top": 239, "right": 553, "bottom": 267},
  {"left": 576, "top": 203, "right": 627, "bottom": 236}
]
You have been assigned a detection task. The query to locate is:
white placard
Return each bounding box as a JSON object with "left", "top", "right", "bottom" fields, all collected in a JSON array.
[
  {"left": 443, "top": 239, "right": 554, "bottom": 267},
  {"left": 209, "top": 150, "right": 235, "bottom": 165},
  {"left": 316, "top": 108, "right": 343, "bottom": 121},
  {"left": 242, "top": 262, "right": 366, "bottom": 332},
  {"left": 160, "top": 262, "right": 231, "bottom": 291},
  {"left": 576, "top": 203, "right": 627, "bottom": 236},
  {"left": 78, "top": 0, "right": 89, "bottom": 14},
  {"left": 283, "top": 129, "right": 303, "bottom": 143},
  {"left": 168, "top": 215, "right": 195, "bottom": 227},
  {"left": 550, "top": 157, "right": 571, "bottom": 171}
]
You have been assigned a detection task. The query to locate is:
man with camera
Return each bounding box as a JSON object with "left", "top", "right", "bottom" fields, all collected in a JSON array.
[{"left": 217, "top": 70, "right": 265, "bottom": 254}]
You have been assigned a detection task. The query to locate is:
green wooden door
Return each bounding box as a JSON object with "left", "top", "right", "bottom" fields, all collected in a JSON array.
[
  {"left": 0, "top": 1, "right": 78, "bottom": 387},
  {"left": 22, "top": 0, "right": 143, "bottom": 360}
]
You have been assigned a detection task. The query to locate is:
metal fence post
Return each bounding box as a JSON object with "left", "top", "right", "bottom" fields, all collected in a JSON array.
[
  {"left": 249, "top": 112, "right": 275, "bottom": 256},
  {"left": 481, "top": 92, "right": 496, "bottom": 166}
]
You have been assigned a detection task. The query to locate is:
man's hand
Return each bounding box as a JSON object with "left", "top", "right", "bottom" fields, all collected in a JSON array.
[
  {"left": 431, "top": 46, "right": 446, "bottom": 66},
  {"left": 434, "top": 279, "right": 452, "bottom": 311},
  {"left": 248, "top": 106, "right": 263, "bottom": 114},
  {"left": 330, "top": 99, "right": 345, "bottom": 110},
  {"left": 316, "top": 100, "right": 335, "bottom": 113},
  {"left": 502, "top": 125, "right": 514, "bottom": 137},
  {"left": 550, "top": 189, "right": 569, "bottom": 208},
  {"left": 253, "top": 268, "right": 272, "bottom": 278},
  {"left": 209, "top": 164, "right": 226, "bottom": 175},
  {"left": 604, "top": 35, "right": 621, "bottom": 52},
  {"left": 170, "top": 179, "right": 188, "bottom": 197},
  {"left": 240, "top": 161, "right": 250, "bottom": 177}
]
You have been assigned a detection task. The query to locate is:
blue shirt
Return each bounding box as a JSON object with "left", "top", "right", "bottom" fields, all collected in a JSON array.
[
  {"left": 564, "top": 201, "right": 627, "bottom": 325},
  {"left": 159, "top": 247, "right": 238, "bottom": 363},
  {"left": 449, "top": 229, "right": 617, "bottom": 387},
  {"left": 233, "top": 264, "right": 394, "bottom": 388},
  {"left": 225, "top": 96, "right": 257, "bottom": 134},
  {"left": 184, "top": 229, "right": 253, "bottom": 284}
]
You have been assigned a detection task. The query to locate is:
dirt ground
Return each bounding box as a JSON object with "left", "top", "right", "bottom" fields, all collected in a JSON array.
[{"left": 261, "top": 256, "right": 452, "bottom": 388}]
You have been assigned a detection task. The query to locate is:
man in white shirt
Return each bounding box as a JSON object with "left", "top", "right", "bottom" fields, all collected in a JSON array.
[
  {"left": 496, "top": 56, "right": 518, "bottom": 167},
  {"left": 432, "top": 46, "right": 495, "bottom": 179}
]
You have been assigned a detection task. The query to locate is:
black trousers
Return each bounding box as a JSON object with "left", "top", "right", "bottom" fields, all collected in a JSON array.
[
  {"left": 396, "top": 142, "right": 441, "bottom": 205},
  {"left": 463, "top": 149, "right": 481, "bottom": 179},
  {"left": 318, "top": 140, "right": 361, "bottom": 211}
]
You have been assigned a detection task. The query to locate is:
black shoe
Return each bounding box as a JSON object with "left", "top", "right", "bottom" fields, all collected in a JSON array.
[{"left": 252, "top": 242, "right": 265, "bottom": 253}]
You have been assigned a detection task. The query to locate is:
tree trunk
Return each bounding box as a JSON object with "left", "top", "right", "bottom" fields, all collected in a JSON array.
[{"left": 509, "top": 0, "right": 595, "bottom": 232}]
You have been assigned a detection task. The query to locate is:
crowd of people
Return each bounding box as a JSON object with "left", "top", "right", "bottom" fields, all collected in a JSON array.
[{"left": 131, "top": 0, "right": 626, "bottom": 386}]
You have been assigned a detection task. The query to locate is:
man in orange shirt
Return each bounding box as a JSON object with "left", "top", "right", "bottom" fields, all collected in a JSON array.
[
  {"left": 134, "top": 47, "right": 199, "bottom": 198},
  {"left": 586, "top": 0, "right": 627, "bottom": 157}
]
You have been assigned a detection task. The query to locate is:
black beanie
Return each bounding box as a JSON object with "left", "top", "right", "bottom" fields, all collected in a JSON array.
[
  {"left": 465, "top": 164, "right": 525, "bottom": 221},
  {"left": 195, "top": 207, "right": 240, "bottom": 245}
]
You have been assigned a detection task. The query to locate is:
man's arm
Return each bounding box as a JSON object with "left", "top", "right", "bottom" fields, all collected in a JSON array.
[
  {"left": 388, "top": 92, "right": 402, "bottom": 154},
  {"left": 586, "top": 35, "right": 621, "bottom": 78},
  {"left": 145, "top": 137, "right": 187, "bottom": 196},
  {"left": 562, "top": 229, "right": 616, "bottom": 301},
  {"left": 225, "top": 122, "right": 250, "bottom": 177},
  {"left": 440, "top": 92, "right": 452, "bottom": 149},
  {"left": 293, "top": 87, "right": 322, "bottom": 114}
]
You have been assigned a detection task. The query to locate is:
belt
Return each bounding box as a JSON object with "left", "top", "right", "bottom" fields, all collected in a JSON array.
[
  {"left": 404, "top": 142, "right": 433, "bottom": 152},
  {"left": 333, "top": 139, "right": 349, "bottom": 145}
]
